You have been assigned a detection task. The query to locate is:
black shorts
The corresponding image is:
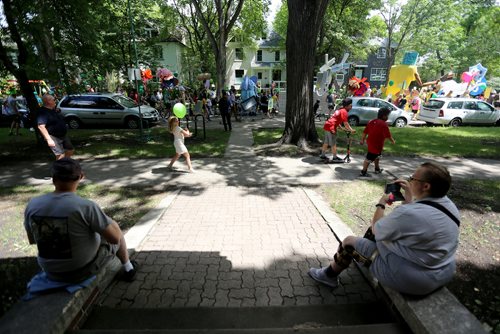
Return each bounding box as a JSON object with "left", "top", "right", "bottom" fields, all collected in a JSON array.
[
  {"left": 7, "top": 114, "right": 21, "bottom": 123},
  {"left": 366, "top": 152, "right": 382, "bottom": 162}
]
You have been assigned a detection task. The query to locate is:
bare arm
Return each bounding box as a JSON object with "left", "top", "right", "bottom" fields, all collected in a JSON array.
[
  {"left": 371, "top": 193, "right": 390, "bottom": 234},
  {"left": 100, "top": 221, "right": 123, "bottom": 245},
  {"left": 38, "top": 124, "right": 56, "bottom": 147},
  {"left": 181, "top": 128, "right": 191, "bottom": 137}
]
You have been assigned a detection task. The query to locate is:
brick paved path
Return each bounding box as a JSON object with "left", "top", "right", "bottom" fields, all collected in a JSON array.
[{"left": 99, "top": 185, "right": 377, "bottom": 308}]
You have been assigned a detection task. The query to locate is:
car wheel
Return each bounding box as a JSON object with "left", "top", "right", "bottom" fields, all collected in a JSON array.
[
  {"left": 394, "top": 117, "right": 407, "bottom": 128},
  {"left": 348, "top": 116, "right": 359, "bottom": 127},
  {"left": 449, "top": 118, "right": 462, "bottom": 127},
  {"left": 66, "top": 117, "right": 82, "bottom": 129},
  {"left": 125, "top": 116, "right": 140, "bottom": 129}
]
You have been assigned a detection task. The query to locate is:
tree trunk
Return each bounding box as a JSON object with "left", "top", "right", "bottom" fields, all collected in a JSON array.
[{"left": 281, "top": 0, "right": 329, "bottom": 147}]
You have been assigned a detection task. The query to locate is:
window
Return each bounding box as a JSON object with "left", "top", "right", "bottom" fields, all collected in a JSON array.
[
  {"left": 257, "top": 50, "right": 262, "bottom": 62},
  {"left": 235, "top": 69, "right": 244, "bottom": 78},
  {"left": 370, "top": 68, "right": 387, "bottom": 81},
  {"left": 377, "top": 48, "right": 387, "bottom": 59},
  {"left": 97, "top": 97, "right": 121, "bottom": 109},
  {"left": 336, "top": 73, "right": 344, "bottom": 82},
  {"left": 357, "top": 99, "right": 373, "bottom": 107},
  {"left": 272, "top": 69, "right": 281, "bottom": 81},
  {"left": 464, "top": 101, "right": 478, "bottom": 110},
  {"left": 62, "top": 96, "right": 98, "bottom": 108},
  {"left": 257, "top": 72, "right": 262, "bottom": 80},
  {"left": 447, "top": 101, "right": 463, "bottom": 109},
  {"left": 235, "top": 48, "right": 243, "bottom": 61},
  {"left": 477, "top": 102, "right": 493, "bottom": 111},
  {"left": 275, "top": 51, "right": 280, "bottom": 61}
]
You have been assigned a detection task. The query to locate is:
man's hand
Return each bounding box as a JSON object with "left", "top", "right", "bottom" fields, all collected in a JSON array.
[
  {"left": 46, "top": 138, "right": 56, "bottom": 147},
  {"left": 397, "top": 179, "right": 413, "bottom": 203}
]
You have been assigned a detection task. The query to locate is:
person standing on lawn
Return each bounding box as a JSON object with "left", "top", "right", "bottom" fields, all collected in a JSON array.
[
  {"left": 219, "top": 90, "right": 232, "bottom": 131},
  {"left": 359, "top": 107, "right": 396, "bottom": 177},
  {"left": 6, "top": 92, "right": 21, "bottom": 136},
  {"left": 24, "top": 158, "right": 138, "bottom": 283},
  {"left": 319, "top": 98, "right": 356, "bottom": 161},
  {"left": 37, "top": 94, "right": 74, "bottom": 160},
  {"left": 309, "top": 162, "right": 460, "bottom": 296}
]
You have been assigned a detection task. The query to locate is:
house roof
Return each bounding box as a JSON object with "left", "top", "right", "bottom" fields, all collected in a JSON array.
[
  {"left": 368, "top": 37, "right": 398, "bottom": 49},
  {"left": 157, "top": 36, "right": 187, "bottom": 47},
  {"left": 258, "top": 31, "right": 283, "bottom": 48}
]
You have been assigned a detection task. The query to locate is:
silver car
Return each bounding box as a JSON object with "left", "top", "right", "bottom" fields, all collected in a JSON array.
[
  {"left": 346, "top": 97, "right": 412, "bottom": 128},
  {"left": 58, "top": 93, "right": 160, "bottom": 129},
  {"left": 418, "top": 98, "right": 499, "bottom": 126}
]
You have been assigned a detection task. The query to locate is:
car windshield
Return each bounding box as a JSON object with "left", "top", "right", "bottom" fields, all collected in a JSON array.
[
  {"left": 112, "top": 95, "right": 137, "bottom": 108},
  {"left": 423, "top": 100, "right": 445, "bottom": 109}
]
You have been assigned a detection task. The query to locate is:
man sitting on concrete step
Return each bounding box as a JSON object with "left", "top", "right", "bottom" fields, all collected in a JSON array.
[
  {"left": 309, "top": 162, "right": 460, "bottom": 295},
  {"left": 24, "top": 158, "right": 138, "bottom": 283}
]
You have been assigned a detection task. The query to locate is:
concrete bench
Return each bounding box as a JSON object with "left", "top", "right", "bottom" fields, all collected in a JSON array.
[
  {"left": 0, "top": 257, "right": 121, "bottom": 334},
  {"left": 379, "top": 284, "right": 487, "bottom": 334},
  {"left": 303, "top": 188, "right": 488, "bottom": 334},
  {"left": 0, "top": 193, "right": 175, "bottom": 334}
]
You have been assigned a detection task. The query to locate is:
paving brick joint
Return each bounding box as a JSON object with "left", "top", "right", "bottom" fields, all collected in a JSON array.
[{"left": 98, "top": 185, "right": 378, "bottom": 308}]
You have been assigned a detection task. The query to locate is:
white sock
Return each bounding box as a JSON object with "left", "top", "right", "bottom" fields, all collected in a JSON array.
[{"left": 123, "top": 260, "right": 134, "bottom": 272}]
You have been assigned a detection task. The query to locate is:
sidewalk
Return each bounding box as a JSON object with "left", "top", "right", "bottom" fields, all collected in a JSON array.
[
  {"left": 1, "top": 117, "right": 496, "bottom": 331},
  {"left": 0, "top": 115, "right": 499, "bottom": 188}
]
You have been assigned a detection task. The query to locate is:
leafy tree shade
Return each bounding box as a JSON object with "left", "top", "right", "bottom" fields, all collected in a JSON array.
[
  {"left": 280, "top": 0, "right": 329, "bottom": 147},
  {"left": 190, "top": 0, "right": 245, "bottom": 97}
]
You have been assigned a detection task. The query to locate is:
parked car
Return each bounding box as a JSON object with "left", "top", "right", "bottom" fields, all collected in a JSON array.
[
  {"left": 344, "top": 97, "right": 412, "bottom": 128},
  {"left": 418, "top": 98, "right": 500, "bottom": 126},
  {"left": 58, "top": 93, "right": 161, "bottom": 129}
]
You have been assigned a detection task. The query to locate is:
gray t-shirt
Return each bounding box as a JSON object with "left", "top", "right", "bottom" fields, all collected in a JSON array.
[
  {"left": 370, "top": 196, "right": 460, "bottom": 294},
  {"left": 24, "top": 192, "right": 113, "bottom": 274}
]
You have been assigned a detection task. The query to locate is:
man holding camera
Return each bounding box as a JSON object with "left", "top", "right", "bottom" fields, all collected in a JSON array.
[{"left": 309, "top": 162, "right": 460, "bottom": 295}]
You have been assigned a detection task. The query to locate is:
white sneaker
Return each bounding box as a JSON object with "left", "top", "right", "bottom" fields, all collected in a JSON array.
[{"left": 308, "top": 267, "right": 339, "bottom": 288}]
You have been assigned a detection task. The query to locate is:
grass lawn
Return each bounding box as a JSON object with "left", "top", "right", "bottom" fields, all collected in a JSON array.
[
  {"left": 319, "top": 179, "right": 500, "bottom": 331},
  {"left": 0, "top": 126, "right": 230, "bottom": 162},
  {"left": 0, "top": 184, "right": 167, "bottom": 317},
  {"left": 253, "top": 126, "right": 500, "bottom": 158}
]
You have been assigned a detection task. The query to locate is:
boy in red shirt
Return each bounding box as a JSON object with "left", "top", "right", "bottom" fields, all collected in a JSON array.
[
  {"left": 320, "top": 98, "right": 356, "bottom": 161},
  {"left": 359, "top": 107, "right": 395, "bottom": 176}
]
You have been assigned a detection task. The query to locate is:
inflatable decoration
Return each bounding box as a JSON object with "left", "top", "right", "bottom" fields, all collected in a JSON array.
[
  {"left": 466, "top": 63, "right": 488, "bottom": 96},
  {"left": 141, "top": 69, "right": 153, "bottom": 81},
  {"left": 156, "top": 68, "right": 173, "bottom": 81},
  {"left": 173, "top": 103, "right": 187, "bottom": 118},
  {"left": 384, "top": 51, "right": 422, "bottom": 98},
  {"left": 348, "top": 77, "right": 370, "bottom": 96}
]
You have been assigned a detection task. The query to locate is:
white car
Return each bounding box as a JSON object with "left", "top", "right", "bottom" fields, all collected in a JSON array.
[
  {"left": 418, "top": 98, "right": 500, "bottom": 126},
  {"left": 346, "top": 97, "right": 412, "bottom": 128}
]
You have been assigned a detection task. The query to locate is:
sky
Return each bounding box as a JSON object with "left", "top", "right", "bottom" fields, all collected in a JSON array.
[{"left": 267, "top": 0, "right": 281, "bottom": 30}]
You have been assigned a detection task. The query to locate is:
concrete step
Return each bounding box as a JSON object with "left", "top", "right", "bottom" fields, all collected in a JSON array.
[
  {"left": 76, "top": 304, "right": 407, "bottom": 333},
  {"left": 74, "top": 323, "right": 406, "bottom": 333}
]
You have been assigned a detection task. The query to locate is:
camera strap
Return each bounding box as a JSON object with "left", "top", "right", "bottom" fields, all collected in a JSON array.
[{"left": 417, "top": 200, "right": 460, "bottom": 227}]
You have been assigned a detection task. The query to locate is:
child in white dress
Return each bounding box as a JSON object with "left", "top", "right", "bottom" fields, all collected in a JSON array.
[{"left": 167, "top": 116, "right": 194, "bottom": 172}]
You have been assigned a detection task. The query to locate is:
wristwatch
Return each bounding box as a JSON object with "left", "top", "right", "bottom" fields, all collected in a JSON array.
[{"left": 375, "top": 203, "right": 386, "bottom": 210}]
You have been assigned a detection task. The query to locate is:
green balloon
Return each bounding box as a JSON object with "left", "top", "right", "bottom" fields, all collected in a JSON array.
[
  {"left": 173, "top": 102, "right": 187, "bottom": 118},
  {"left": 389, "top": 80, "right": 394, "bottom": 86}
]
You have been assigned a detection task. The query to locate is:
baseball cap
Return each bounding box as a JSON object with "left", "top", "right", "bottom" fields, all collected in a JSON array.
[{"left": 51, "top": 158, "right": 82, "bottom": 182}]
